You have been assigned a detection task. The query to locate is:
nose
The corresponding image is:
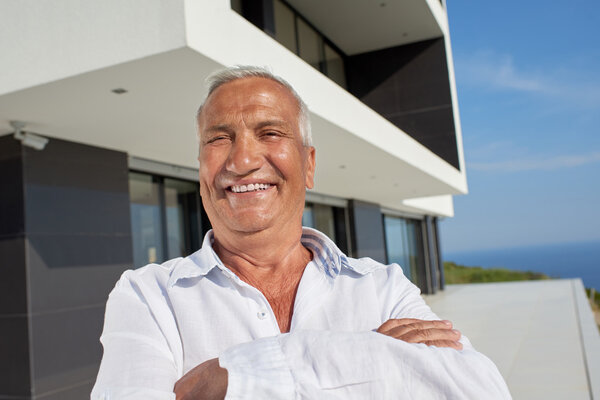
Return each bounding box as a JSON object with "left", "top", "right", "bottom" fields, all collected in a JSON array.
[{"left": 225, "top": 133, "right": 262, "bottom": 175}]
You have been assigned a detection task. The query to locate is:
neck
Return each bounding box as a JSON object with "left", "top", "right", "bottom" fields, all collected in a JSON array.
[
  {"left": 212, "top": 224, "right": 308, "bottom": 279},
  {"left": 212, "top": 224, "right": 311, "bottom": 333}
]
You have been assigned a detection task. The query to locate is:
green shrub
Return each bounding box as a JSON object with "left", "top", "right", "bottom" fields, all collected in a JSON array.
[{"left": 443, "top": 261, "right": 550, "bottom": 284}]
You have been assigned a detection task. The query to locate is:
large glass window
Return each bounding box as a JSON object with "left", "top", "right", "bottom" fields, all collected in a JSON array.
[
  {"left": 303, "top": 203, "right": 336, "bottom": 241},
  {"left": 303, "top": 202, "right": 349, "bottom": 254},
  {"left": 230, "top": 0, "right": 243, "bottom": 14},
  {"left": 297, "top": 18, "right": 322, "bottom": 70},
  {"left": 129, "top": 172, "right": 203, "bottom": 268},
  {"left": 235, "top": 0, "right": 347, "bottom": 88},
  {"left": 324, "top": 43, "right": 346, "bottom": 88},
  {"left": 164, "top": 178, "right": 202, "bottom": 260},
  {"left": 273, "top": 0, "right": 297, "bottom": 53},
  {"left": 384, "top": 215, "right": 423, "bottom": 284},
  {"left": 130, "top": 172, "right": 164, "bottom": 266}
]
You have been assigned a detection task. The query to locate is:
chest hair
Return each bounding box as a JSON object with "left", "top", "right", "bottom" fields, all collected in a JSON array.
[{"left": 250, "top": 269, "right": 303, "bottom": 333}]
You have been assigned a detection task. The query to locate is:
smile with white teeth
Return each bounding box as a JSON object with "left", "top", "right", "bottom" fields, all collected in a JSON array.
[{"left": 230, "top": 183, "right": 272, "bottom": 193}]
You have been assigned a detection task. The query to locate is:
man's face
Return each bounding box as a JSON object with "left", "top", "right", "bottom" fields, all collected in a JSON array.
[{"left": 197, "top": 77, "right": 315, "bottom": 236}]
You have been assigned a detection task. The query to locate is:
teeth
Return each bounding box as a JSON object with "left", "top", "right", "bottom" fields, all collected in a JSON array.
[{"left": 230, "top": 183, "right": 271, "bottom": 193}]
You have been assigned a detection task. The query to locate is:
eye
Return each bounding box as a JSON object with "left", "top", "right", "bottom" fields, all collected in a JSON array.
[
  {"left": 206, "top": 135, "right": 231, "bottom": 144},
  {"left": 261, "top": 130, "right": 284, "bottom": 139}
]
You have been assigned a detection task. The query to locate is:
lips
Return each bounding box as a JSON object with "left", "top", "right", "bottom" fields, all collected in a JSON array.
[{"left": 229, "top": 183, "right": 272, "bottom": 193}]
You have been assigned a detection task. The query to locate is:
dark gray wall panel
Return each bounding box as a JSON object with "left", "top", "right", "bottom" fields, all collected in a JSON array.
[
  {"left": 25, "top": 184, "right": 131, "bottom": 235},
  {"left": 0, "top": 316, "right": 31, "bottom": 397},
  {"left": 346, "top": 38, "right": 460, "bottom": 169},
  {"left": 27, "top": 233, "right": 132, "bottom": 269},
  {"left": 18, "top": 137, "right": 133, "bottom": 313},
  {"left": 348, "top": 200, "right": 386, "bottom": 263},
  {"left": 22, "top": 139, "right": 131, "bottom": 236},
  {"left": 35, "top": 380, "right": 95, "bottom": 400},
  {"left": 22, "top": 139, "right": 129, "bottom": 193},
  {"left": 31, "top": 306, "right": 103, "bottom": 397},
  {"left": 2, "top": 136, "right": 135, "bottom": 398},
  {"left": 0, "top": 134, "right": 24, "bottom": 236},
  {"left": 0, "top": 237, "right": 28, "bottom": 315},
  {"left": 388, "top": 107, "right": 458, "bottom": 166},
  {"left": 27, "top": 235, "right": 127, "bottom": 312}
]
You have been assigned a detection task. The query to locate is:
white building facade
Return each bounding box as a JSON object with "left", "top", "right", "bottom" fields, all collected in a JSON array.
[{"left": 0, "top": 1, "right": 467, "bottom": 398}]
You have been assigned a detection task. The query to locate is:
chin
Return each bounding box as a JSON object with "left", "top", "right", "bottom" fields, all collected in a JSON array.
[{"left": 228, "top": 213, "right": 274, "bottom": 233}]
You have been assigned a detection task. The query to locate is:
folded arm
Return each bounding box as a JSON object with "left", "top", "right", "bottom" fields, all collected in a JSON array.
[
  {"left": 94, "top": 268, "right": 510, "bottom": 399},
  {"left": 173, "top": 317, "right": 465, "bottom": 399}
]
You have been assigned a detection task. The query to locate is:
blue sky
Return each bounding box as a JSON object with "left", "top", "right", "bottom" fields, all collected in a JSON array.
[{"left": 440, "top": 0, "right": 600, "bottom": 253}]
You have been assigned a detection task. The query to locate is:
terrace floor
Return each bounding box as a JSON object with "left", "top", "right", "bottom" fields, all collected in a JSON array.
[{"left": 425, "top": 279, "right": 600, "bottom": 400}]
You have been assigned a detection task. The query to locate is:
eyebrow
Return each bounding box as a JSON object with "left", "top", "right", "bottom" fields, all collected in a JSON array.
[
  {"left": 204, "top": 124, "right": 236, "bottom": 135},
  {"left": 205, "top": 119, "right": 291, "bottom": 133},
  {"left": 254, "top": 119, "right": 291, "bottom": 130}
]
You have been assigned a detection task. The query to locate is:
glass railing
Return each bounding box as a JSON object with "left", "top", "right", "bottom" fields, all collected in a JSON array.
[{"left": 233, "top": 0, "right": 347, "bottom": 89}]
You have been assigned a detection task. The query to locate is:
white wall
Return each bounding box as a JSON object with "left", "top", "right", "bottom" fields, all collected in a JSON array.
[{"left": 0, "top": 0, "right": 186, "bottom": 95}]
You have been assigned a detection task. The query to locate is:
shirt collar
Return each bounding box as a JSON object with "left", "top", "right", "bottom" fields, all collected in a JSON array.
[
  {"left": 168, "top": 227, "right": 374, "bottom": 288},
  {"left": 167, "top": 230, "right": 223, "bottom": 288},
  {"left": 300, "top": 227, "right": 349, "bottom": 279},
  {"left": 301, "top": 227, "right": 383, "bottom": 278}
]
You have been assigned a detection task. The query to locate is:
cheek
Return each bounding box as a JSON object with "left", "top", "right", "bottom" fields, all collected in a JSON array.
[
  {"left": 199, "top": 150, "right": 224, "bottom": 182},
  {"left": 270, "top": 145, "right": 305, "bottom": 176}
]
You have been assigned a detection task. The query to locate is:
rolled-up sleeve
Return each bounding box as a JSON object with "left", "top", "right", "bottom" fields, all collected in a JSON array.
[
  {"left": 91, "top": 274, "right": 180, "bottom": 400},
  {"left": 219, "top": 329, "right": 511, "bottom": 399}
]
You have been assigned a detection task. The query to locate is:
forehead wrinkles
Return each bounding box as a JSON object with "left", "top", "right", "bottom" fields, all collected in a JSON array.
[{"left": 200, "top": 78, "right": 301, "bottom": 129}]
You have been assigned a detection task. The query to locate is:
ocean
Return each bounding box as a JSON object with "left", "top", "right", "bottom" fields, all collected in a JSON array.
[{"left": 443, "top": 241, "right": 600, "bottom": 290}]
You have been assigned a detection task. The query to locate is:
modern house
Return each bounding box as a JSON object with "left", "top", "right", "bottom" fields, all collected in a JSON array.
[{"left": 0, "top": 0, "right": 467, "bottom": 398}]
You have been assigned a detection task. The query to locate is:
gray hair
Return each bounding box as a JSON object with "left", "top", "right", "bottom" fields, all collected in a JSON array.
[{"left": 197, "top": 65, "right": 312, "bottom": 146}]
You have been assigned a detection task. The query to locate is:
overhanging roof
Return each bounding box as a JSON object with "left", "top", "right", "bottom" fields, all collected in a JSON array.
[
  {"left": 0, "top": 0, "right": 465, "bottom": 216},
  {"left": 286, "top": 0, "right": 446, "bottom": 55}
]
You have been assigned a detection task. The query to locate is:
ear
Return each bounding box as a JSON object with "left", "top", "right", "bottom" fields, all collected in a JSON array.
[{"left": 304, "top": 146, "right": 316, "bottom": 189}]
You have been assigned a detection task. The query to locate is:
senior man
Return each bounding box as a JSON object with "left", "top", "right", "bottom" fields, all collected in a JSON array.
[{"left": 92, "top": 66, "right": 510, "bottom": 399}]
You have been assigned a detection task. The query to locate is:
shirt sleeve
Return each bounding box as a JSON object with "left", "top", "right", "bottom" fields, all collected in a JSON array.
[
  {"left": 219, "top": 266, "right": 511, "bottom": 400},
  {"left": 91, "top": 271, "right": 180, "bottom": 400},
  {"left": 221, "top": 330, "right": 511, "bottom": 399}
]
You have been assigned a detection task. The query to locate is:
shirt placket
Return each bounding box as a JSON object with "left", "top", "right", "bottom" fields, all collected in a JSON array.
[{"left": 218, "top": 267, "right": 282, "bottom": 336}]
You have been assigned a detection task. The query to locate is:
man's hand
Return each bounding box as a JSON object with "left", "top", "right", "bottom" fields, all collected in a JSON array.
[
  {"left": 377, "top": 319, "right": 463, "bottom": 350},
  {"left": 174, "top": 358, "right": 228, "bottom": 400}
]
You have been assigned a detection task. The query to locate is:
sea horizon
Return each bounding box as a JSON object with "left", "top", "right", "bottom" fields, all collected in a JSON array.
[{"left": 443, "top": 240, "right": 600, "bottom": 290}]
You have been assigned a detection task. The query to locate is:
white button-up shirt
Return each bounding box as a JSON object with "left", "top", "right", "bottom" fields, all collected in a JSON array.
[{"left": 91, "top": 228, "right": 511, "bottom": 399}]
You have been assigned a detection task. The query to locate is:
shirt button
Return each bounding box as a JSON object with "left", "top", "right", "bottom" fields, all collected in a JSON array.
[{"left": 257, "top": 309, "right": 268, "bottom": 320}]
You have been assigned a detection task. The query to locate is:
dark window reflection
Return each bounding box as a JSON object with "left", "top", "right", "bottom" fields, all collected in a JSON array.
[
  {"left": 164, "top": 178, "right": 201, "bottom": 260},
  {"left": 129, "top": 172, "right": 164, "bottom": 267},
  {"left": 303, "top": 202, "right": 348, "bottom": 253},
  {"left": 129, "top": 172, "right": 202, "bottom": 268},
  {"left": 324, "top": 43, "right": 346, "bottom": 88},
  {"left": 302, "top": 204, "right": 314, "bottom": 228},
  {"left": 273, "top": 0, "right": 297, "bottom": 53},
  {"left": 297, "top": 18, "right": 322, "bottom": 70},
  {"left": 384, "top": 215, "right": 422, "bottom": 284}
]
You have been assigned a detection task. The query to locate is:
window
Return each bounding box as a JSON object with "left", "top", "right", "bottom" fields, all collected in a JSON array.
[
  {"left": 384, "top": 215, "right": 423, "bottom": 284},
  {"left": 324, "top": 43, "right": 346, "bottom": 88},
  {"left": 129, "top": 172, "right": 203, "bottom": 268},
  {"left": 303, "top": 203, "right": 335, "bottom": 241},
  {"left": 297, "top": 18, "right": 322, "bottom": 71},
  {"left": 234, "top": 0, "right": 347, "bottom": 88},
  {"left": 273, "top": 0, "right": 296, "bottom": 53},
  {"left": 164, "top": 178, "right": 202, "bottom": 260},
  {"left": 303, "top": 202, "right": 349, "bottom": 254},
  {"left": 230, "top": 0, "right": 243, "bottom": 14},
  {"left": 130, "top": 173, "right": 164, "bottom": 266}
]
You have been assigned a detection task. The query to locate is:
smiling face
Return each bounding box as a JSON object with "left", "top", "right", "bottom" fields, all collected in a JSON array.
[{"left": 197, "top": 77, "right": 315, "bottom": 237}]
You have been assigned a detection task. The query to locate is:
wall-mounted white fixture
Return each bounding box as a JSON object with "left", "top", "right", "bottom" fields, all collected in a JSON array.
[{"left": 11, "top": 121, "right": 49, "bottom": 150}]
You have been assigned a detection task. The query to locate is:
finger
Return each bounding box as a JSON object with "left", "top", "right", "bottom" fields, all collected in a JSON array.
[
  {"left": 401, "top": 328, "right": 462, "bottom": 344},
  {"left": 384, "top": 320, "right": 455, "bottom": 338},
  {"left": 377, "top": 319, "right": 452, "bottom": 334},
  {"left": 423, "top": 340, "right": 464, "bottom": 350},
  {"left": 377, "top": 318, "right": 423, "bottom": 333}
]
